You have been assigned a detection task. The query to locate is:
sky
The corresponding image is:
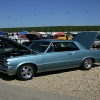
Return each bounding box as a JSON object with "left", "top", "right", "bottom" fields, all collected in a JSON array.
[{"left": 0, "top": 0, "right": 100, "bottom": 28}]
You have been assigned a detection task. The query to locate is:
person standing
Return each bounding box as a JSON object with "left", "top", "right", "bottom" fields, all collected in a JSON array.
[
  {"left": 14, "top": 33, "right": 18, "bottom": 42},
  {"left": 9, "top": 33, "right": 14, "bottom": 40}
]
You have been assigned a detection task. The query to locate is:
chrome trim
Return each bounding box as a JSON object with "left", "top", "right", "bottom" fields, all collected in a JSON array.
[
  {"left": 7, "top": 69, "right": 14, "bottom": 75},
  {"left": 0, "top": 69, "right": 7, "bottom": 74},
  {"left": 0, "top": 65, "right": 13, "bottom": 76}
]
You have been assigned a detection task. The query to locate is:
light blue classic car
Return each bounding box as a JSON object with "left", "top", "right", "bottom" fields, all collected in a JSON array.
[{"left": 0, "top": 32, "right": 100, "bottom": 80}]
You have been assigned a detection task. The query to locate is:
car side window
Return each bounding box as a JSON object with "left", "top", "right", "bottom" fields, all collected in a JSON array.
[{"left": 53, "top": 42, "right": 79, "bottom": 52}]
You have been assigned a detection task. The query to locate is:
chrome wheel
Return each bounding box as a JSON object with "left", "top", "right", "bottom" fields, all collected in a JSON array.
[
  {"left": 84, "top": 58, "right": 92, "bottom": 68},
  {"left": 21, "top": 65, "right": 33, "bottom": 79},
  {"left": 17, "top": 64, "right": 35, "bottom": 80},
  {"left": 81, "top": 58, "right": 93, "bottom": 70}
]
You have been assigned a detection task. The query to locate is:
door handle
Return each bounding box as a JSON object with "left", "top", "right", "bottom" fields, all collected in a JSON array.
[{"left": 67, "top": 53, "right": 71, "bottom": 55}]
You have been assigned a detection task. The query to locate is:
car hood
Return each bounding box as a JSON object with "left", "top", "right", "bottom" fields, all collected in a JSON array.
[
  {"left": 0, "top": 36, "right": 32, "bottom": 51},
  {"left": 73, "top": 32, "right": 98, "bottom": 49}
]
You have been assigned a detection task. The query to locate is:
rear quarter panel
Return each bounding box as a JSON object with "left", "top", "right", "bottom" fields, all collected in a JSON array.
[{"left": 71, "top": 49, "right": 100, "bottom": 67}]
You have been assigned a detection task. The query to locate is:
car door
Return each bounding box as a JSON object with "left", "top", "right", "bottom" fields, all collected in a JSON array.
[{"left": 44, "top": 42, "right": 73, "bottom": 71}]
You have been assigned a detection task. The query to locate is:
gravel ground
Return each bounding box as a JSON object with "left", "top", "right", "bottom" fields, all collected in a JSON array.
[{"left": 0, "top": 63, "right": 100, "bottom": 100}]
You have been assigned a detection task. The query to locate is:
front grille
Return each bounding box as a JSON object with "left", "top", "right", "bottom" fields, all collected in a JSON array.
[{"left": 0, "top": 59, "right": 8, "bottom": 68}]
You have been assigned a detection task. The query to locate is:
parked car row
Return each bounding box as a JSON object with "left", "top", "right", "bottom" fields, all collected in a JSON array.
[
  {"left": 22, "top": 34, "right": 54, "bottom": 46},
  {"left": 22, "top": 33, "right": 73, "bottom": 47},
  {"left": 0, "top": 32, "right": 100, "bottom": 80}
]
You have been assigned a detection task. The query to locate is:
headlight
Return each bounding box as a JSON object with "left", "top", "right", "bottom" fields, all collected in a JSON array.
[{"left": 4, "top": 61, "right": 9, "bottom": 66}]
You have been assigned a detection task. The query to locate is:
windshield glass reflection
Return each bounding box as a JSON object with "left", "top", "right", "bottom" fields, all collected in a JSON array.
[{"left": 29, "top": 41, "right": 50, "bottom": 52}]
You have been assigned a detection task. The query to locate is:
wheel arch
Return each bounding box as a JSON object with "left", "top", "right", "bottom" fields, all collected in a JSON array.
[
  {"left": 80, "top": 57, "right": 95, "bottom": 70},
  {"left": 82, "top": 57, "right": 95, "bottom": 63},
  {"left": 17, "top": 63, "right": 38, "bottom": 74}
]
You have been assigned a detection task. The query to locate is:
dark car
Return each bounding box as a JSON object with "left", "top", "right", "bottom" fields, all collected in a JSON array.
[
  {"left": 22, "top": 34, "right": 54, "bottom": 46},
  {"left": 22, "top": 34, "right": 40, "bottom": 46}
]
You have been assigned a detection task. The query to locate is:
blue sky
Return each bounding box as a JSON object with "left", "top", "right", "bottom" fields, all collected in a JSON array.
[{"left": 0, "top": 0, "right": 100, "bottom": 28}]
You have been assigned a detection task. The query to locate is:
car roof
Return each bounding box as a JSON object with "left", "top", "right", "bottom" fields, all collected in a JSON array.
[
  {"left": 35, "top": 39, "right": 74, "bottom": 42},
  {"left": 34, "top": 39, "right": 87, "bottom": 50},
  {"left": 34, "top": 39, "right": 82, "bottom": 45}
]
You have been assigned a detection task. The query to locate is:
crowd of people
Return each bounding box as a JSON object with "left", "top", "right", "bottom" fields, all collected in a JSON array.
[{"left": 8, "top": 33, "right": 19, "bottom": 42}]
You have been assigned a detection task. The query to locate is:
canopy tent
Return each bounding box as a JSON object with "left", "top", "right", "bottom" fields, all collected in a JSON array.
[
  {"left": 19, "top": 31, "right": 28, "bottom": 34},
  {"left": 0, "top": 31, "right": 6, "bottom": 35},
  {"left": 46, "top": 32, "right": 52, "bottom": 34},
  {"left": 54, "top": 32, "right": 65, "bottom": 36},
  {"left": 51, "top": 32, "right": 58, "bottom": 36},
  {"left": 18, "top": 31, "right": 28, "bottom": 39},
  {"left": 28, "top": 31, "right": 40, "bottom": 34},
  {"left": 0, "top": 31, "right": 8, "bottom": 37},
  {"left": 39, "top": 32, "right": 46, "bottom": 34}
]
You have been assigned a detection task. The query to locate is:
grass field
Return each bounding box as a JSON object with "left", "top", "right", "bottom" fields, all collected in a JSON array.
[{"left": 0, "top": 26, "right": 100, "bottom": 32}]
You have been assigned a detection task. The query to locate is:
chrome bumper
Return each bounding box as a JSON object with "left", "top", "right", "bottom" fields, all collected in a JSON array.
[{"left": 0, "top": 65, "right": 13, "bottom": 76}]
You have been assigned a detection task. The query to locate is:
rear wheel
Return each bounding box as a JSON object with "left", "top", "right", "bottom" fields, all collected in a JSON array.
[
  {"left": 17, "top": 64, "right": 35, "bottom": 80},
  {"left": 81, "top": 58, "right": 93, "bottom": 70}
]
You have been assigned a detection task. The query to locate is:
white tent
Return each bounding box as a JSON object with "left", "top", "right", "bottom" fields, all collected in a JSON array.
[
  {"left": 39, "top": 32, "right": 46, "bottom": 34},
  {"left": 51, "top": 32, "right": 57, "bottom": 36}
]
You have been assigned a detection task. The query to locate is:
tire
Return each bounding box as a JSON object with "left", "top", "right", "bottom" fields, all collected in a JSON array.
[
  {"left": 81, "top": 58, "right": 93, "bottom": 70},
  {"left": 17, "top": 64, "right": 35, "bottom": 80}
]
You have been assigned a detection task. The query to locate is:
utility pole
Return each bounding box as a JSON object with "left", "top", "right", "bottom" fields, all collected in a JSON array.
[
  {"left": 8, "top": 16, "right": 10, "bottom": 28},
  {"left": 50, "top": 13, "right": 52, "bottom": 26},
  {"left": 20, "top": 15, "right": 22, "bottom": 27},
  {"left": 34, "top": 14, "right": 36, "bottom": 27},
  {"left": 85, "top": 10, "right": 88, "bottom": 26},
  {"left": 67, "top": 12, "right": 69, "bottom": 26}
]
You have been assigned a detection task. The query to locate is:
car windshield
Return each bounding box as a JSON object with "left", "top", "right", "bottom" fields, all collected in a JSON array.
[{"left": 29, "top": 41, "right": 50, "bottom": 52}]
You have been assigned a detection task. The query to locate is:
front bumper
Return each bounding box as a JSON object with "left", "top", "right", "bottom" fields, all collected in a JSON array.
[{"left": 0, "top": 65, "right": 14, "bottom": 76}]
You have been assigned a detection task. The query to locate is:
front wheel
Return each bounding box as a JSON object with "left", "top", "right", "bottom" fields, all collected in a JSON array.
[
  {"left": 81, "top": 58, "right": 93, "bottom": 70},
  {"left": 17, "top": 64, "right": 35, "bottom": 80}
]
